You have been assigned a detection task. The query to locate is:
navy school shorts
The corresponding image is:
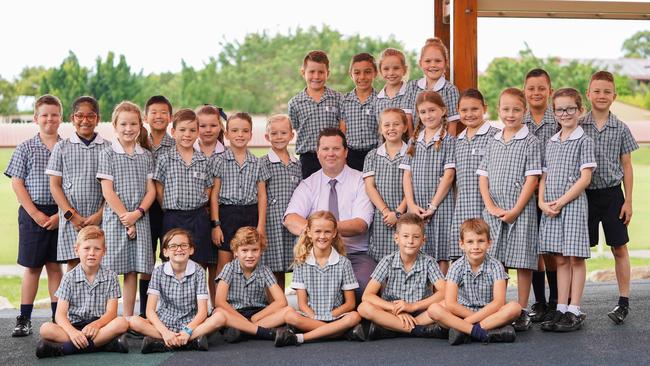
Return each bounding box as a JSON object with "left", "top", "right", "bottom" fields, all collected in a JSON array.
[
  {"left": 17, "top": 204, "right": 60, "bottom": 268},
  {"left": 586, "top": 184, "right": 629, "bottom": 247},
  {"left": 218, "top": 204, "right": 259, "bottom": 252},
  {"left": 162, "top": 207, "right": 215, "bottom": 264}
]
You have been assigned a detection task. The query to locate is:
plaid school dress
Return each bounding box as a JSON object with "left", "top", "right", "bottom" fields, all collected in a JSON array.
[
  {"left": 374, "top": 82, "right": 414, "bottom": 123},
  {"left": 45, "top": 134, "right": 109, "bottom": 261},
  {"left": 539, "top": 127, "right": 596, "bottom": 258},
  {"left": 97, "top": 142, "right": 155, "bottom": 274},
  {"left": 477, "top": 125, "right": 541, "bottom": 270},
  {"left": 363, "top": 142, "right": 407, "bottom": 262},
  {"left": 400, "top": 129, "right": 455, "bottom": 261},
  {"left": 260, "top": 151, "right": 302, "bottom": 272},
  {"left": 449, "top": 123, "right": 500, "bottom": 259},
  {"left": 406, "top": 77, "right": 460, "bottom": 126}
]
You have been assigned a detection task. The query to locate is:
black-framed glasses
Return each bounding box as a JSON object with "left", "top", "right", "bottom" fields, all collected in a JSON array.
[{"left": 553, "top": 107, "right": 578, "bottom": 117}]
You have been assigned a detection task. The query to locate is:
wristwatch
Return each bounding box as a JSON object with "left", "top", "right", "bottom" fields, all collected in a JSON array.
[
  {"left": 64, "top": 209, "right": 76, "bottom": 221},
  {"left": 395, "top": 211, "right": 402, "bottom": 219},
  {"left": 427, "top": 203, "right": 438, "bottom": 212},
  {"left": 211, "top": 220, "right": 221, "bottom": 228}
]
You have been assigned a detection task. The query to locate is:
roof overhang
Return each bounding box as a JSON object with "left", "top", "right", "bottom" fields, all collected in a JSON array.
[{"left": 477, "top": 0, "right": 650, "bottom": 20}]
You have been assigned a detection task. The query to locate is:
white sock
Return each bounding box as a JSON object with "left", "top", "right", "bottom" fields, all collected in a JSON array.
[
  {"left": 557, "top": 304, "right": 568, "bottom": 313},
  {"left": 567, "top": 305, "right": 581, "bottom": 316},
  {"left": 296, "top": 334, "right": 304, "bottom": 344}
]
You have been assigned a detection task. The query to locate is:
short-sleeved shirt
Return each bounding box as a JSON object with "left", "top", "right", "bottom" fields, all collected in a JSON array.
[
  {"left": 213, "top": 149, "right": 270, "bottom": 206},
  {"left": 55, "top": 265, "right": 121, "bottom": 324},
  {"left": 217, "top": 259, "right": 277, "bottom": 310},
  {"left": 149, "top": 133, "right": 175, "bottom": 162},
  {"left": 194, "top": 139, "right": 225, "bottom": 157},
  {"left": 371, "top": 251, "right": 444, "bottom": 303},
  {"left": 152, "top": 146, "right": 213, "bottom": 210},
  {"left": 147, "top": 260, "right": 209, "bottom": 332},
  {"left": 407, "top": 77, "right": 460, "bottom": 124},
  {"left": 4, "top": 134, "right": 61, "bottom": 205},
  {"left": 291, "top": 248, "right": 359, "bottom": 321},
  {"left": 446, "top": 254, "right": 508, "bottom": 312},
  {"left": 580, "top": 112, "right": 639, "bottom": 189},
  {"left": 374, "top": 82, "right": 413, "bottom": 123},
  {"left": 524, "top": 107, "right": 557, "bottom": 164},
  {"left": 288, "top": 87, "right": 343, "bottom": 154},
  {"left": 284, "top": 165, "right": 374, "bottom": 253},
  {"left": 341, "top": 89, "right": 379, "bottom": 151}
]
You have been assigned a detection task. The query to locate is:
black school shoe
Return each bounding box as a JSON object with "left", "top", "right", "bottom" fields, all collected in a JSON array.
[
  {"left": 223, "top": 327, "right": 245, "bottom": 343},
  {"left": 554, "top": 312, "right": 585, "bottom": 332},
  {"left": 607, "top": 304, "right": 629, "bottom": 325},
  {"left": 540, "top": 302, "right": 558, "bottom": 323},
  {"left": 345, "top": 324, "right": 366, "bottom": 342},
  {"left": 102, "top": 334, "right": 129, "bottom": 353},
  {"left": 417, "top": 323, "right": 449, "bottom": 339},
  {"left": 185, "top": 335, "right": 209, "bottom": 351},
  {"left": 367, "top": 322, "right": 400, "bottom": 340},
  {"left": 512, "top": 310, "right": 532, "bottom": 331},
  {"left": 12, "top": 315, "right": 32, "bottom": 337},
  {"left": 36, "top": 340, "right": 65, "bottom": 358},
  {"left": 141, "top": 336, "right": 170, "bottom": 354},
  {"left": 448, "top": 328, "right": 472, "bottom": 346},
  {"left": 540, "top": 310, "right": 564, "bottom": 332},
  {"left": 274, "top": 328, "right": 299, "bottom": 347},
  {"left": 486, "top": 325, "right": 516, "bottom": 343},
  {"left": 529, "top": 302, "right": 549, "bottom": 323}
]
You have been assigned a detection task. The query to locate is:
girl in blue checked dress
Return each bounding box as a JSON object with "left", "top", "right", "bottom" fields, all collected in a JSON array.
[
  {"left": 538, "top": 88, "right": 595, "bottom": 332},
  {"left": 400, "top": 91, "right": 455, "bottom": 274},
  {"left": 363, "top": 108, "right": 409, "bottom": 262},
  {"left": 374, "top": 48, "right": 414, "bottom": 135},
  {"left": 97, "top": 101, "right": 156, "bottom": 319}
]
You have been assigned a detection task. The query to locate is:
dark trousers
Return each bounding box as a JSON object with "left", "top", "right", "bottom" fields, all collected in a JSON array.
[
  {"left": 346, "top": 148, "right": 372, "bottom": 172},
  {"left": 348, "top": 251, "right": 377, "bottom": 305},
  {"left": 299, "top": 152, "right": 321, "bottom": 179}
]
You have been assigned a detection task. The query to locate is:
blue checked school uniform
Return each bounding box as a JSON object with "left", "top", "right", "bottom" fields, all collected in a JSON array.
[
  {"left": 524, "top": 107, "right": 557, "bottom": 162},
  {"left": 194, "top": 139, "right": 225, "bottom": 158},
  {"left": 55, "top": 265, "right": 121, "bottom": 324},
  {"left": 260, "top": 150, "right": 302, "bottom": 272},
  {"left": 539, "top": 127, "right": 596, "bottom": 258},
  {"left": 449, "top": 123, "right": 500, "bottom": 259},
  {"left": 371, "top": 251, "right": 444, "bottom": 304},
  {"left": 477, "top": 125, "right": 542, "bottom": 270},
  {"left": 5, "top": 134, "right": 61, "bottom": 267},
  {"left": 46, "top": 133, "right": 109, "bottom": 261},
  {"left": 341, "top": 89, "right": 379, "bottom": 151},
  {"left": 406, "top": 77, "right": 460, "bottom": 126},
  {"left": 149, "top": 133, "right": 175, "bottom": 161},
  {"left": 97, "top": 141, "right": 155, "bottom": 274},
  {"left": 291, "top": 248, "right": 359, "bottom": 321},
  {"left": 399, "top": 128, "right": 456, "bottom": 261},
  {"left": 288, "top": 87, "right": 343, "bottom": 155},
  {"left": 374, "top": 82, "right": 414, "bottom": 123},
  {"left": 446, "top": 253, "right": 508, "bottom": 312},
  {"left": 148, "top": 132, "right": 175, "bottom": 258},
  {"left": 363, "top": 142, "right": 408, "bottom": 261},
  {"left": 147, "top": 260, "right": 209, "bottom": 332},
  {"left": 217, "top": 259, "right": 277, "bottom": 310}
]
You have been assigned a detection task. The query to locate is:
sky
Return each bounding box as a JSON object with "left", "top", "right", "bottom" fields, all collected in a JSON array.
[{"left": 0, "top": 0, "right": 648, "bottom": 80}]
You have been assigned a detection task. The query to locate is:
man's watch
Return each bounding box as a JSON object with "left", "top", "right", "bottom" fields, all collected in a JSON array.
[
  {"left": 211, "top": 220, "right": 221, "bottom": 228},
  {"left": 64, "top": 209, "right": 76, "bottom": 221}
]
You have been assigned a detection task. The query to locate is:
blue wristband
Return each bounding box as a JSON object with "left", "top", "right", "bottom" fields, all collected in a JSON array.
[{"left": 182, "top": 325, "right": 193, "bottom": 336}]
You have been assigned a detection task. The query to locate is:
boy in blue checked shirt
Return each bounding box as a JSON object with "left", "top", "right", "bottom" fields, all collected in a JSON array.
[
  {"left": 358, "top": 213, "right": 447, "bottom": 340},
  {"left": 36, "top": 226, "right": 129, "bottom": 358},
  {"left": 214, "top": 227, "right": 288, "bottom": 342},
  {"left": 5, "top": 95, "right": 64, "bottom": 337},
  {"left": 427, "top": 219, "right": 521, "bottom": 345}
]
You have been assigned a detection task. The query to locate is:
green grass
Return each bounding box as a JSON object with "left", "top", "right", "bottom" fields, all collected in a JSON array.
[{"left": 0, "top": 276, "right": 50, "bottom": 307}]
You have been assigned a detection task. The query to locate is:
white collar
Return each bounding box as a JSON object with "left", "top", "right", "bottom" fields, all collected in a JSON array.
[
  {"left": 111, "top": 138, "right": 144, "bottom": 154},
  {"left": 377, "top": 81, "right": 408, "bottom": 99},
  {"left": 550, "top": 126, "right": 584, "bottom": 142},
  {"left": 193, "top": 139, "right": 225, "bottom": 155},
  {"left": 70, "top": 133, "right": 105, "bottom": 145},
  {"left": 417, "top": 126, "right": 445, "bottom": 142},
  {"left": 376, "top": 141, "right": 408, "bottom": 157},
  {"left": 417, "top": 76, "right": 446, "bottom": 92},
  {"left": 163, "top": 260, "right": 197, "bottom": 277},
  {"left": 494, "top": 125, "right": 530, "bottom": 141},
  {"left": 457, "top": 121, "right": 491, "bottom": 140},
  {"left": 305, "top": 247, "right": 341, "bottom": 266},
  {"left": 268, "top": 149, "right": 297, "bottom": 163}
]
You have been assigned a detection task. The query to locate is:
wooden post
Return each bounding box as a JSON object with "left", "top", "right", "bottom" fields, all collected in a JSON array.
[
  {"left": 452, "top": 0, "right": 478, "bottom": 90},
  {"left": 434, "top": 0, "right": 451, "bottom": 51}
]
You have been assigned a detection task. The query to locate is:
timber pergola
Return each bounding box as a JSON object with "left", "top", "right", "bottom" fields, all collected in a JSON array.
[{"left": 435, "top": 0, "right": 650, "bottom": 92}]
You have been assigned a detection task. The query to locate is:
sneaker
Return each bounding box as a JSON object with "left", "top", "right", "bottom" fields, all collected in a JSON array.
[
  {"left": 223, "top": 327, "right": 244, "bottom": 343},
  {"left": 417, "top": 323, "right": 449, "bottom": 339},
  {"left": 540, "top": 310, "right": 564, "bottom": 332},
  {"left": 607, "top": 304, "right": 629, "bottom": 325},
  {"left": 448, "top": 328, "right": 472, "bottom": 346},
  {"left": 141, "top": 336, "right": 170, "bottom": 354},
  {"left": 36, "top": 340, "right": 64, "bottom": 358},
  {"left": 540, "top": 302, "right": 557, "bottom": 323},
  {"left": 274, "top": 328, "right": 298, "bottom": 347},
  {"left": 512, "top": 310, "right": 532, "bottom": 331},
  {"left": 103, "top": 334, "right": 129, "bottom": 353},
  {"left": 367, "top": 322, "right": 400, "bottom": 340},
  {"left": 486, "top": 325, "right": 516, "bottom": 343},
  {"left": 187, "top": 335, "right": 209, "bottom": 351},
  {"left": 529, "top": 302, "right": 548, "bottom": 323},
  {"left": 554, "top": 312, "right": 584, "bottom": 332},
  {"left": 344, "top": 324, "right": 366, "bottom": 342},
  {"left": 12, "top": 315, "right": 32, "bottom": 337}
]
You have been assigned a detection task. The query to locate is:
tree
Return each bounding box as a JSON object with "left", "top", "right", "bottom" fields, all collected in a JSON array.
[
  {"left": 0, "top": 76, "right": 18, "bottom": 115},
  {"left": 88, "top": 52, "right": 139, "bottom": 119},
  {"left": 622, "top": 30, "right": 650, "bottom": 58},
  {"left": 39, "top": 51, "right": 89, "bottom": 118}
]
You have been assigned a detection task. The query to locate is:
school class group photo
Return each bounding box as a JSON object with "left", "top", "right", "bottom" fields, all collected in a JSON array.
[{"left": 4, "top": 37, "right": 638, "bottom": 359}]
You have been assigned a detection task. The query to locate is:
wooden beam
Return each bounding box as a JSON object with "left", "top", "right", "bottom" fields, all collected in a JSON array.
[
  {"left": 434, "top": 0, "right": 451, "bottom": 52},
  {"left": 452, "top": 0, "right": 478, "bottom": 90},
  {"left": 477, "top": 0, "right": 650, "bottom": 20}
]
